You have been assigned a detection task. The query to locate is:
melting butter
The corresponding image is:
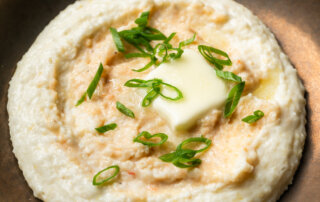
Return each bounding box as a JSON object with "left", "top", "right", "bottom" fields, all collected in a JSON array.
[
  {"left": 145, "top": 49, "right": 227, "bottom": 131},
  {"left": 253, "top": 68, "right": 281, "bottom": 100}
]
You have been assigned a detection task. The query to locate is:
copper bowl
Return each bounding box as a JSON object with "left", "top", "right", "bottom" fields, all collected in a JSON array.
[{"left": 0, "top": 0, "right": 319, "bottom": 201}]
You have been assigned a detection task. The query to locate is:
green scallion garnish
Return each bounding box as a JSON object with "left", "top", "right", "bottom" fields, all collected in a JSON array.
[
  {"left": 215, "top": 69, "right": 242, "bottom": 83},
  {"left": 116, "top": 101, "right": 135, "bottom": 118},
  {"left": 157, "top": 82, "right": 183, "bottom": 101},
  {"left": 164, "top": 32, "right": 176, "bottom": 44},
  {"left": 142, "top": 88, "right": 159, "bottom": 107},
  {"left": 198, "top": 44, "right": 245, "bottom": 118},
  {"left": 133, "top": 131, "right": 168, "bottom": 147},
  {"left": 132, "top": 60, "right": 155, "bottom": 72},
  {"left": 110, "top": 27, "right": 125, "bottom": 52},
  {"left": 95, "top": 123, "right": 117, "bottom": 133},
  {"left": 224, "top": 81, "right": 245, "bottom": 117},
  {"left": 198, "top": 45, "right": 232, "bottom": 70},
  {"left": 134, "top": 11, "right": 149, "bottom": 27},
  {"left": 159, "top": 136, "right": 211, "bottom": 168},
  {"left": 124, "top": 78, "right": 183, "bottom": 107},
  {"left": 92, "top": 165, "right": 120, "bottom": 186},
  {"left": 179, "top": 33, "right": 196, "bottom": 48},
  {"left": 76, "top": 63, "right": 104, "bottom": 106},
  {"left": 242, "top": 110, "right": 264, "bottom": 124},
  {"left": 109, "top": 11, "right": 196, "bottom": 72}
]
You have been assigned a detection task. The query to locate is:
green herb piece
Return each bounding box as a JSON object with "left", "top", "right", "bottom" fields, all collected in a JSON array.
[
  {"left": 161, "top": 155, "right": 202, "bottom": 168},
  {"left": 224, "top": 81, "right": 245, "bottom": 117},
  {"left": 124, "top": 78, "right": 183, "bottom": 107},
  {"left": 110, "top": 27, "right": 125, "bottom": 52},
  {"left": 153, "top": 43, "right": 169, "bottom": 64},
  {"left": 167, "top": 48, "right": 184, "bottom": 61},
  {"left": 125, "top": 78, "right": 156, "bottom": 88},
  {"left": 95, "top": 123, "right": 117, "bottom": 133},
  {"left": 159, "top": 136, "right": 211, "bottom": 168},
  {"left": 198, "top": 45, "right": 232, "bottom": 70},
  {"left": 179, "top": 33, "right": 196, "bottom": 48},
  {"left": 215, "top": 69, "right": 242, "bottom": 83},
  {"left": 116, "top": 101, "right": 135, "bottom": 118},
  {"left": 142, "top": 89, "right": 159, "bottom": 107},
  {"left": 125, "top": 52, "right": 151, "bottom": 59},
  {"left": 242, "top": 110, "right": 264, "bottom": 124},
  {"left": 134, "top": 11, "right": 150, "bottom": 27},
  {"left": 75, "top": 93, "right": 86, "bottom": 107},
  {"left": 75, "top": 63, "right": 104, "bottom": 106},
  {"left": 140, "top": 27, "right": 167, "bottom": 40},
  {"left": 117, "top": 12, "right": 166, "bottom": 53},
  {"left": 176, "top": 136, "right": 212, "bottom": 154},
  {"left": 109, "top": 11, "right": 197, "bottom": 72},
  {"left": 92, "top": 165, "right": 120, "bottom": 186},
  {"left": 158, "top": 82, "right": 183, "bottom": 101},
  {"left": 133, "top": 131, "right": 168, "bottom": 147},
  {"left": 164, "top": 32, "right": 176, "bottom": 44},
  {"left": 132, "top": 60, "right": 155, "bottom": 72}
]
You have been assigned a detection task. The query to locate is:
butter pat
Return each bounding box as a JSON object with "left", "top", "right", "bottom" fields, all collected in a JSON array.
[{"left": 146, "top": 49, "right": 227, "bottom": 130}]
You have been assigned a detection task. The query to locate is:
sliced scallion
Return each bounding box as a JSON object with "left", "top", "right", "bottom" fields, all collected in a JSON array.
[
  {"left": 133, "top": 131, "right": 168, "bottom": 147},
  {"left": 242, "top": 110, "right": 264, "bottom": 124},
  {"left": 92, "top": 165, "right": 120, "bottom": 186},
  {"left": 95, "top": 123, "right": 117, "bottom": 133},
  {"left": 75, "top": 63, "right": 104, "bottom": 106},
  {"left": 116, "top": 101, "right": 135, "bottom": 118}
]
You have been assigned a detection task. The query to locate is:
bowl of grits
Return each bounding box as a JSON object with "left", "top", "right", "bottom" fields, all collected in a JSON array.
[{"left": 1, "top": 0, "right": 319, "bottom": 201}]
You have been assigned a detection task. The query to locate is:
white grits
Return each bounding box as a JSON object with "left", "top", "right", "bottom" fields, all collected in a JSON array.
[{"left": 7, "top": 0, "right": 306, "bottom": 201}]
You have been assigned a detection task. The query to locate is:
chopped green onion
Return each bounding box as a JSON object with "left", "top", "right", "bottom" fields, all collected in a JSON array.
[
  {"left": 159, "top": 136, "right": 211, "bottom": 168},
  {"left": 160, "top": 154, "right": 202, "bottom": 168},
  {"left": 133, "top": 131, "right": 168, "bottom": 147},
  {"left": 164, "top": 32, "right": 176, "bottom": 44},
  {"left": 116, "top": 101, "right": 135, "bottom": 118},
  {"left": 92, "top": 165, "right": 120, "bottom": 186},
  {"left": 224, "top": 81, "right": 245, "bottom": 117},
  {"left": 117, "top": 12, "right": 166, "bottom": 53},
  {"left": 75, "top": 93, "right": 86, "bottom": 107},
  {"left": 134, "top": 11, "right": 150, "bottom": 27},
  {"left": 142, "top": 89, "right": 159, "bottom": 107},
  {"left": 198, "top": 45, "right": 232, "bottom": 70},
  {"left": 125, "top": 52, "right": 151, "bottom": 59},
  {"left": 132, "top": 60, "right": 154, "bottom": 72},
  {"left": 153, "top": 43, "right": 169, "bottom": 64},
  {"left": 172, "top": 157, "right": 202, "bottom": 168},
  {"left": 179, "top": 33, "right": 196, "bottom": 48},
  {"left": 176, "top": 136, "right": 212, "bottom": 154},
  {"left": 215, "top": 69, "right": 242, "bottom": 83},
  {"left": 242, "top": 110, "right": 264, "bottom": 124},
  {"left": 109, "top": 11, "right": 197, "bottom": 73},
  {"left": 125, "top": 78, "right": 155, "bottom": 88},
  {"left": 167, "top": 48, "right": 184, "bottom": 60},
  {"left": 110, "top": 27, "right": 125, "bottom": 52},
  {"left": 124, "top": 78, "right": 183, "bottom": 107},
  {"left": 75, "top": 63, "right": 104, "bottom": 106},
  {"left": 95, "top": 123, "right": 117, "bottom": 133},
  {"left": 158, "top": 82, "right": 183, "bottom": 101}
]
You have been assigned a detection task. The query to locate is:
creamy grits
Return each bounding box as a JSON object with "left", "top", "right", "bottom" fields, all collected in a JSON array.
[{"left": 7, "top": 0, "right": 306, "bottom": 201}]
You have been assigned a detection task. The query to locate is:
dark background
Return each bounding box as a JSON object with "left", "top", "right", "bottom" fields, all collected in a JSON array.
[{"left": 0, "top": 0, "right": 319, "bottom": 201}]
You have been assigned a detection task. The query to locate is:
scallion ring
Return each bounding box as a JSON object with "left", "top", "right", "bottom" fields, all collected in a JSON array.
[
  {"left": 176, "top": 136, "right": 212, "bottom": 154},
  {"left": 198, "top": 45, "right": 232, "bottom": 70},
  {"left": 142, "top": 89, "right": 159, "bottom": 107},
  {"left": 75, "top": 63, "right": 104, "bottom": 106},
  {"left": 158, "top": 82, "right": 183, "bottom": 101},
  {"left": 92, "top": 165, "right": 120, "bottom": 186},
  {"left": 159, "top": 136, "right": 212, "bottom": 168},
  {"left": 133, "top": 131, "right": 168, "bottom": 147}
]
